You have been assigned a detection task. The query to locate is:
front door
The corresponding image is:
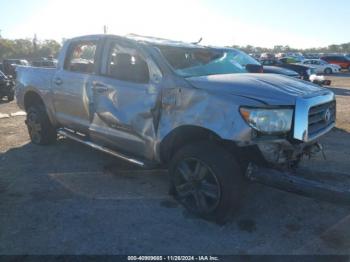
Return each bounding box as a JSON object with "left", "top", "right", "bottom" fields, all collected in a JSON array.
[{"left": 89, "top": 39, "right": 162, "bottom": 160}]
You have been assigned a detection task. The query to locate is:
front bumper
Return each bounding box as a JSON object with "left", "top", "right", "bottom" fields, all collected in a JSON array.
[{"left": 246, "top": 165, "right": 350, "bottom": 204}]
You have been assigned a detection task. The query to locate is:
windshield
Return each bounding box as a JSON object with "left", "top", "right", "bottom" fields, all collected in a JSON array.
[{"left": 157, "top": 46, "right": 260, "bottom": 77}]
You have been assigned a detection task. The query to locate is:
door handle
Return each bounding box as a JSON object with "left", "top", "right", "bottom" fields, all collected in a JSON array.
[
  {"left": 54, "top": 78, "right": 63, "bottom": 85},
  {"left": 92, "top": 81, "right": 109, "bottom": 93}
]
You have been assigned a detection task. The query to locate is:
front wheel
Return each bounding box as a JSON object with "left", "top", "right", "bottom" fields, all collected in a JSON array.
[
  {"left": 26, "top": 105, "right": 57, "bottom": 145},
  {"left": 169, "top": 141, "right": 245, "bottom": 224},
  {"left": 324, "top": 68, "right": 332, "bottom": 75}
]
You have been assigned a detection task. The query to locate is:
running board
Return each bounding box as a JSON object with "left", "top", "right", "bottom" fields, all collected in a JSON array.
[
  {"left": 57, "top": 129, "right": 145, "bottom": 167},
  {"left": 247, "top": 166, "right": 350, "bottom": 204}
]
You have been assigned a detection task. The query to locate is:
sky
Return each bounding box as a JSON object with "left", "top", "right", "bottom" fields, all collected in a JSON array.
[{"left": 0, "top": 0, "right": 349, "bottom": 49}]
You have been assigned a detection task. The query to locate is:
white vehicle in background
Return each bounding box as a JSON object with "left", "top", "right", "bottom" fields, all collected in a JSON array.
[{"left": 299, "top": 59, "right": 341, "bottom": 74}]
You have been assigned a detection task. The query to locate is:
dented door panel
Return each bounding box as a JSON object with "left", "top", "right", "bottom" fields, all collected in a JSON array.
[{"left": 89, "top": 75, "right": 160, "bottom": 159}]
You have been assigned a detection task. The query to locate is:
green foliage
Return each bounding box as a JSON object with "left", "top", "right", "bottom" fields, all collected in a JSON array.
[
  {"left": 232, "top": 43, "right": 350, "bottom": 54},
  {"left": 0, "top": 38, "right": 61, "bottom": 61}
]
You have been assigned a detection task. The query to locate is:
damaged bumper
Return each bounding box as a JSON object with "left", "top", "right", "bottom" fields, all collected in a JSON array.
[
  {"left": 256, "top": 140, "right": 323, "bottom": 167},
  {"left": 246, "top": 166, "right": 350, "bottom": 204}
]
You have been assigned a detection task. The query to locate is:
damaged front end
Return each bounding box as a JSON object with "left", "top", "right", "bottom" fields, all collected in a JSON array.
[
  {"left": 240, "top": 91, "right": 336, "bottom": 169},
  {"left": 240, "top": 92, "right": 343, "bottom": 204},
  {"left": 256, "top": 140, "right": 326, "bottom": 170}
]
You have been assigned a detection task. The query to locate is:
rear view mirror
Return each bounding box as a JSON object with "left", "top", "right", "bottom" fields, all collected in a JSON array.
[{"left": 246, "top": 64, "right": 263, "bottom": 73}]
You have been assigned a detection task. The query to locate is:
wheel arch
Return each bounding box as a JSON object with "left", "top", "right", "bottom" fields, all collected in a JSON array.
[
  {"left": 23, "top": 90, "right": 45, "bottom": 110},
  {"left": 23, "top": 90, "right": 58, "bottom": 126},
  {"left": 159, "top": 125, "right": 223, "bottom": 164}
]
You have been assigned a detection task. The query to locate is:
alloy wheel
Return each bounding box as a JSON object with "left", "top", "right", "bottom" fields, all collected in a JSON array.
[{"left": 174, "top": 158, "right": 221, "bottom": 214}]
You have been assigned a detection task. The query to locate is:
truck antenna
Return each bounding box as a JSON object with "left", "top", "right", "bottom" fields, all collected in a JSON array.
[{"left": 192, "top": 37, "right": 203, "bottom": 45}]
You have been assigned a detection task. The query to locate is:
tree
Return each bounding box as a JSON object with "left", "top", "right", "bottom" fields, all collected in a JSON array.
[{"left": 0, "top": 37, "right": 62, "bottom": 61}]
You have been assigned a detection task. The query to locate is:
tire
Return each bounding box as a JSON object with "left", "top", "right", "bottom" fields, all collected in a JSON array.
[
  {"left": 7, "top": 91, "right": 14, "bottom": 102},
  {"left": 324, "top": 68, "right": 332, "bottom": 75},
  {"left": 26, "top": 105, "right": 57, "bottom": 145},
  {"left": 169, "top": 141, "right": 246, "bottom": 224}
]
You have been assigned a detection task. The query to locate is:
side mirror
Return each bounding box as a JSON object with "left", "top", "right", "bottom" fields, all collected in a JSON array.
[{"left": 246, "top": 64, "right": 263, "bottom": 73}]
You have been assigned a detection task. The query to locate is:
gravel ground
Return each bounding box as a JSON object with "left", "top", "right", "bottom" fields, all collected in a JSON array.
[{"left": 1, "top": 74, "right": 350, "bottom": 255}]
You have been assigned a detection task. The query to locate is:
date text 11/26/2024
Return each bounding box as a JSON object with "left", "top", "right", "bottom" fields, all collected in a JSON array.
[{"left": 127, "top": 256, "right": 220, "bottom": 261}]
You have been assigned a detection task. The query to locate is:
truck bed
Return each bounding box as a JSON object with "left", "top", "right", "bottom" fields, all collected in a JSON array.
[{"left": 15, "top": 66, "right": 56, "bottom": 109}]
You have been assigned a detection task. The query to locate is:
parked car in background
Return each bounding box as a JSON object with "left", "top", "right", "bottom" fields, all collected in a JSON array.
[
  {"left": 277, "top": 52, "right": 305, "bottom": 61},
  {"left": 299, "top": 59, "right": 341, "bottom": 74},
  {"left": 2, "top": 59, "right": 29, "bottom": 77},
  {"left": 304, "top": 53, "right": 321, "bottom": 59},
  {"left": 31, "top": 57, "right": 58, "bottom": 68},
  {"left": 261, "top": 58, "right": 330, "bottom": 85},
  {"left": 260, "top": 53, "right": 275, "bottom": 60},
  {"left": 279, "top": 57, "right": 302, "bottom": 64},
  {"left": 260, "top": 59, "right": 315, "bottom": 81},
  {"left": 0, "top": 70, "right": 15, "bottom": 101},
  {"left": 275, "top": 53, "right": 285, "bottom": 59},
  {"left": 248, "top": 53, "right": 260, "bottom": 60},
  {"left": 16, "top": 34, "right": 336, "bottom": 223},
  {"left": 228, "top": 50, "right": 301, "bottom": 78},
  {"left": 321, "top": 55, "right": 350, "bottom": 70}
]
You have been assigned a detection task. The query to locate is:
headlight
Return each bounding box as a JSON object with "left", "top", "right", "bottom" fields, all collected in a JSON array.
[{"left": 240, "top": 107, "right": 293, "bottom": 134}]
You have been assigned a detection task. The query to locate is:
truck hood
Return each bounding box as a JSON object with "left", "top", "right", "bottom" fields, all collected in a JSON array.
[{"left": 186, "top": 73, "right": 329, "bottom": 105}]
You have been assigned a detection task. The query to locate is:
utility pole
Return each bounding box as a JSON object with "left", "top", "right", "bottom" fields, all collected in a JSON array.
[
  {"left": 33, "top": 34, "right": 38, "bottom": 59},
  {"left": 103, "top": 25, "right": 108, "bottom": 34},
  {"left": 33, "top": 34, "right": 38, "bottom": 50},
  {"left": 0, "top": 29, "right": 2, "bottom": 38}
]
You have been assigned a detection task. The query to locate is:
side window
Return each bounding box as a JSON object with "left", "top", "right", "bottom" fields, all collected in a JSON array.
[
  {"left": 65, "top": 41, "right": 97, "bottom": 74},
  {"left": 106, "top": 42, "right": 150, "bottom": 84}
]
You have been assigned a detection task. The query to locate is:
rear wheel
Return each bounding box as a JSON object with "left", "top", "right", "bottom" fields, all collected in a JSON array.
[
  {"left": 169, "top": 141, "right": 245, "bottom": 224},
  {"left": 7, "top": 91, "right": 14, "bottom": 101},
  {"left": 26, "top": 105, "right": 57, "bottom": 145},
  {"left": 324, "top": 68, "right": 332, "bottom": 74}
]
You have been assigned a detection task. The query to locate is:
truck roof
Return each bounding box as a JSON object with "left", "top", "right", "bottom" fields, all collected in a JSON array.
[{"left": 69, "top": 34, "right": 206, "bottom": 49}]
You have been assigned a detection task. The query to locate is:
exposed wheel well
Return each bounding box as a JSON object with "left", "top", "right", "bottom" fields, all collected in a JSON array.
[
  {"left": 24, "top": 91, "right": 44, "bottom": 111},
  {"left": 159, "top": 125, "right": 222, "bottom": 163},
  {"left": 159, "top": 125, "right": 268, "bottom": 171}
]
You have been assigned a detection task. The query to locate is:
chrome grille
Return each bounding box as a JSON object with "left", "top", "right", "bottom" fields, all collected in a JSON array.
[{"left": 308, "top": 101, "right": 336, "bottom": 138}]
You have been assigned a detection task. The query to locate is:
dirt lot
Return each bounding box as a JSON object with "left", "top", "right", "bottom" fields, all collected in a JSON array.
[{"left": 1, "top": 74, "right": 350, "bottom": 255}]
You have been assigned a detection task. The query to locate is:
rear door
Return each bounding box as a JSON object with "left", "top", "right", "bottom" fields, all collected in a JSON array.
[
  {"left": 52, "top": 37, "right": 101, "bottom": 132},
  {"left": 88, "top": 38, "right": 163, "bottom": 160}
]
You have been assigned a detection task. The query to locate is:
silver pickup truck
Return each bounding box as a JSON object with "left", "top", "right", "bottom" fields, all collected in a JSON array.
[{"left": 16, "top": 34, "right": 336, "bottom": 223}]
